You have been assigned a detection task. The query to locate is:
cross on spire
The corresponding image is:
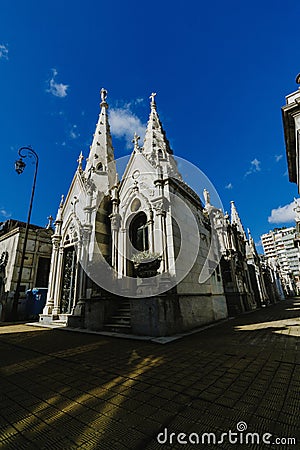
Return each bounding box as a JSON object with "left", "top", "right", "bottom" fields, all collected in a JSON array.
[
  {"left": 149, "top": 92, "right": 157, "bottom": 108},
  {"left": 100, "top": 88, "right": 108, "bottom": 103},
  {"left": 46, "top": 215, "right": 54, "bottom": 229}
]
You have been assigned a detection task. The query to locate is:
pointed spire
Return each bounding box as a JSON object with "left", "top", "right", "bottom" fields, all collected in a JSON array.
[
  {"left": 230, "top": 200, "right": 246, "bottom": 239},
  {"left": 143, "top": 92, "right": 173, "bottom": 159},
  {"left": 84, "top": 88, "right": 114, "bottom": 175},
  {"left": 247, "top": 228, "right": 256, "bottom": 251}
]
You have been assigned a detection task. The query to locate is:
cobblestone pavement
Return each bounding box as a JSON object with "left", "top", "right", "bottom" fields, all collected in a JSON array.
[{"left": 0, "top": 298, "right": 299, "bottom": 450}]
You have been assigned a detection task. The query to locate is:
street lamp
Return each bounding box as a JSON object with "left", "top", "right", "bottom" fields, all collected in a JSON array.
[{"left": 11, "top": 146, "right": 39, "bottom": 320}]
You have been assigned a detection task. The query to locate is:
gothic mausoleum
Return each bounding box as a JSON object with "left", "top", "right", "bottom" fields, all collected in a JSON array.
[{"left": 40, "top": 90, "right": 228, "bottom": 336}]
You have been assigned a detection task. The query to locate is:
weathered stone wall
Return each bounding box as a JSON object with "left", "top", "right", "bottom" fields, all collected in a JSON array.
[{"left": 130, "top": 294, "right": 227, "bottom": 337}]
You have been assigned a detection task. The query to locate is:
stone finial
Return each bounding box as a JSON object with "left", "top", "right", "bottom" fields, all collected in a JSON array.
[
  {"left": 203, "top": 189, "right": 211, "bottom": 206},
  {"left": 296, "top": 74, "right": 300, "bottom": 84},
  {"left": 100, "top": 88, "right": 108, "bottom": 103},
  {"left": 59, "top": 195, "right": 64, "bottom": 208},
  {"left": 149, "top": 92, "right": 157, "bottom": 108},
  {"left": 77, "top": 151, "right": 84, "bottom": 171},
  {"left": 132, "top": 132, "right": 140, "bottom": 150}
]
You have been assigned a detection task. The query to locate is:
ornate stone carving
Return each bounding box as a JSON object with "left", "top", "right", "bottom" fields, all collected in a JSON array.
[
  {"left": 110, "top": 213, "right": 121, "bottom": 231},
  {"left": 0, "top": 251, "right": 8, "bottom": 269},
  {"left": 152, "top": 198, "right": 169, "bottom": 215}
]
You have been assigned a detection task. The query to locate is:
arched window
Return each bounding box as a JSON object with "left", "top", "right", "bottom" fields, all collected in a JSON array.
[
  {"left": 129, "top": 212, "right": 149, "bottom": 252},
  {"left": 96, "top": 162, "right": 103, "bottom": 172}
]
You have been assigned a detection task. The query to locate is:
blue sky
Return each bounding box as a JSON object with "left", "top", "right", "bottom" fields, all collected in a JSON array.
[{"left": 1, "top": 0, "right": 300, "bottom": 249}]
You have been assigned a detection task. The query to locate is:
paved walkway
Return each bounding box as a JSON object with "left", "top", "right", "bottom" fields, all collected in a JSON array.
[{"left": 0, "top": 298, "right": 299, "bottom": 449}]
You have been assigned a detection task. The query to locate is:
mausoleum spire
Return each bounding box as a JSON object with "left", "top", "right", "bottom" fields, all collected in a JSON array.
[
  {"left": 230, "top": 200, "right": 246, "bottom": 239},
  {"left": 143, "top": 92, "right": 173, "bottom": 161},
  {"left": 85, "top": 88, "right": 115, "bottom": 176}
]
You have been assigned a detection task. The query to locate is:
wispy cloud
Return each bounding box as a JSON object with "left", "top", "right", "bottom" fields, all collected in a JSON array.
[
  {"left": 225, "top": 182, "right": 233, "bottom": 189},
  {"left": 268, "top": 199, "right": 299, "bottom": 224},
  {"left": 0, "top": 44, "right": 8, "bottom": 60},
  {"left": 275, "top": 154, "right": 283, "bottom": 162},
  {"left": 70, "top": 124, "right": 79, "bottom": 139},
  {"left": 109, "top": 104, "right": 146, "bottom": 148},
  {"left": 0, "top": 208, "right": 11, "bottom": 218},
  {"left": 47, "top": 69, "right": 69, "bottom": 98},
  {"left": 245, "top": 158, "right": 261, "bottom": 177}
]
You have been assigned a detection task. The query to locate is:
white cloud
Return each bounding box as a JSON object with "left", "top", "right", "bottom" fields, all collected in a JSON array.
[
  {"left": 275, "top": 154, "right": 283, "bottom": 162},
  {"left": 70, "top": 124, "right": 79, "bottom": 139},
  {"left": 245, "top": 158, "right": 261, "bottom": 177},
  {"left": 109, "top": 106, "right": 146, "bottom": 148},
  {"left": 0, "top": 208, "right": 11, "bottom": 218},
  {"left": 47, "top": 69, "right": 69, "bottom": 98},
  {"left": 268, "top": 199, "right": 300, "bottom": 224},
  {"left": 0, "top": 44, "right": 8, "bottom": 60},
  {"left": 225, "top": 182, "right": 233, "bottom": 189}
]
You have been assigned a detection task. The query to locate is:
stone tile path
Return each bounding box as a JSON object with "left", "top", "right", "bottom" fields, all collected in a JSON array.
[{"left": 0, "top": 298, "right": 299, "bottom": 449}]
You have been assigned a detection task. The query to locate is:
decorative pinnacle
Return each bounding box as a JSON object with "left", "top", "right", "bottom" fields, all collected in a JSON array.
[
  {"left": 149, "top": 92, "right": 157, "bottom": 109},
  {"left": 59, "top": 195, "right": 64, "bottom": 208},
  {"left": 132, "top": 132, "right": 140, "bottom": 150},
  {"left": 77, "top": 151, "right": 84, "bottom": 170},
  {"left": 100, "top": 88, "right": 108, "bottom": 104},
  {"left": 203, "top": 189, "right": 211, "bottom": 206}
]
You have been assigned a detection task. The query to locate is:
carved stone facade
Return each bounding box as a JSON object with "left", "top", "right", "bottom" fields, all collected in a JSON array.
[
  {"left": 203, "top": 195, "right": 284, "bottom": 315},
  {"left": 40, "top": 91, "right": 228, "bottom": 336}
]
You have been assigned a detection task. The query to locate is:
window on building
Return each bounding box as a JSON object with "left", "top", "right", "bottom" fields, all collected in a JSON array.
[
  {"left": 36, "top": 257, "right": 51, "bottom": 287},
  {"left": 129, "top": 212, "right": 149, "bottom": 252}
]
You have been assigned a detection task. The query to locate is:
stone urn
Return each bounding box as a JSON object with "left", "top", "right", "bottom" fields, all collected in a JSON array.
[{"left": 132, "top": 252, "right": 162, "bottom": 278}]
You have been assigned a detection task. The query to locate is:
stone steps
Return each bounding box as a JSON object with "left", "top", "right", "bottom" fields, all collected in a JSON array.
[
  {"left": 104, "top": 300, "right": 132, "bottom": 333},
  {"left": 49, "top": 320, "right": 67, "bottom": 327}
]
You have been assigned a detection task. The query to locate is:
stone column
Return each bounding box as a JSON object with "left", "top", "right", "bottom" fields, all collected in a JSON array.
[
  {"left": 52, "top": 247, "right": 64, "bottom": 316},
  {"left": 153, "top": 201, "right": 168, "bottom": 273},
  {"left": 147, "top": 209, "right": 154, "bottom": 253},
  {"left": 71, "top": 243, "right": 80, "bottom": 314},
  {"left": 43, "top": 236, "right": 60, "bottom": 315},
  {"left": 110, "top": 213, "right": 121, "bottom": 273},
  {"left": 119, "top": 228, "right": 127, "bottom": 278}
]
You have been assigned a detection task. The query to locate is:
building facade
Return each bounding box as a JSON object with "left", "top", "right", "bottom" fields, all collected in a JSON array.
[
  {"left": 40, "top": 90, "right": 228, "bottom": 336},
  {"left": 0, "top": 220, "right": 53, "bottom": 320},
  {"left": 261, "top": 227, "right": 300, "bottom": 295},
  {"left": 282, "top": 80, "right": 300, "bottom": 193},
  {"left": 203, "top": 194, "right": 273, "bottom": 314}
]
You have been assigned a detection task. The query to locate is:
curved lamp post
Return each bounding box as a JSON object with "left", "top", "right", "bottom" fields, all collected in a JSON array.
[{"left": 11, "top": 146, "right": 39, "bottom": 320}]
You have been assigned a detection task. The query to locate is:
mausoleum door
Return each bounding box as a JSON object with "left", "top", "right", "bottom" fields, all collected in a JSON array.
[{"left": 61, "top": 246, "right": 77, "bottom": 314}]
